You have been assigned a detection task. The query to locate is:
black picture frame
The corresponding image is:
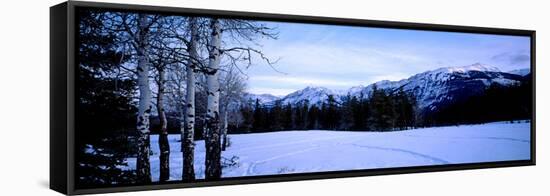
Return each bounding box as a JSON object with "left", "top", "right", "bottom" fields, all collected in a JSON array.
[{"left": 50, "top": 1, "right": 536, "bottom": 195}]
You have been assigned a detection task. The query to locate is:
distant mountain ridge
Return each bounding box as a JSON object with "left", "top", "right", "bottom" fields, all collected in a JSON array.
[
  {"left": 246, "top": 63, "right": 531, "bottom": 112},
  {"left": 243, "top": 93, "right": 280, "bottom": 104},
  {"left": 279, "top": 86, "right": 337, "bottom": 106}
]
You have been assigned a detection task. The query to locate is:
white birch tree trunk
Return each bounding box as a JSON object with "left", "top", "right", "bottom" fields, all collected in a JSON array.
[
  {"left": 182, "top": 17, "right": 199, "bottom": 181},
  {"left": 157, "top": 68, "right": 170, "bottom": 182},
  {"left": 135, "top": 14, "right": 152, "bottom": 183},
  {"left": 204, "top": 18, "right": 223, "bottom": 179},
  {"left": 221, "top": 107, "right": 229, "bottom": 151}
]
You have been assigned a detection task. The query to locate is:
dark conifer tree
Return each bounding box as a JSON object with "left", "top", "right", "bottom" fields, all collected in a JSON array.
[
  {"left": 252, "top": 99, "right": 263, "bottom": 131},
  {"left": 270, "top": 101, "right": 284, "bottom": 130},
  {"left": 293, "top": 102, "right": 305, "bottom": 130},
  {"left": 301, "top": 100, "right": 310, "bottom": 129},
  {"left": 282, "top": 103, "right": 293, "bottom": 130},
  {"left": 76, "top": 10, "right": 137, "bottom": 186},
  {"left": 339, "top": 95, "right": 354, "bottom": 130},
  {"left": 325, "top": 95, "right": 340, "bottom": 130},
  {"left": 308, "top": 105, "right": 320, "bottom": 129},
  {"left": 240, "top": 105, "right": 254, "bottom": 133}
]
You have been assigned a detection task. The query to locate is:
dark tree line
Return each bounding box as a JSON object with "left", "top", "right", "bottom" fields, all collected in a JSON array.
[
  {"left": 424, "top": 80, "right": 532, "bottom": 126},
  {"left": 236, "top": 86, "right": 418, "bottom": 133},
  {"left": 233, "top": 80, "right": 532, "bottom": 135}
]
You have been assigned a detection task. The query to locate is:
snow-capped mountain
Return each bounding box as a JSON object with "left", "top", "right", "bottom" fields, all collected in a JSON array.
[
  {"left": 349, "top": 63, "right": 526, "bottom": 111},
  {"left": 508, "top": 68, "right": 531, "bottom": 76},
  {"left": 245, "top": 63, "right": 529, "bottom": 112},
  {"left": 244, "top": 93, "right": 280, "bottom": 104},
  {"left": 279, "top": 86, "right": 340, "bottom": 106}
]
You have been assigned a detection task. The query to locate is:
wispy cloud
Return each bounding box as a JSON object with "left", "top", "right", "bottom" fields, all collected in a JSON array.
[
  {"left": 243, "top": 22, "right": 531, "bottom": 96},
  {"left": 247, "top": 87, "right": 297, "bottom": 96},
  {"left": 491, "top": 51, "right": 530, "bottom": 68},
  {"left": 250, "top": 75, "right": 357, "bottom": 87}
]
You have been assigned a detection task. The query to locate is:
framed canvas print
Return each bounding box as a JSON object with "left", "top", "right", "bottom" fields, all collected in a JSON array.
[{"left": 50, "top": 1, "right": 536, "bottom": 195}]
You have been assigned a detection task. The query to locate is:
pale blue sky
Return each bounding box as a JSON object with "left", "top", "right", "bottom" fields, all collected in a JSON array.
[{"left": 242, "top": 21, "right": 531, "bottom": 96}]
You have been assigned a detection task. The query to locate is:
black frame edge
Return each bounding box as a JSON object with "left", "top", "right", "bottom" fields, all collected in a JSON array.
[
  {"left": 531, "top": 31, "right": 536, "bottom": 165},
  {"left": 68, "top": 0, "right": 534, "bottom": 35},
  {"left": 50, "top": 1, "right": 69, "bottom": 195},
  {"left": 72, "top": 160, "right": 534, "bottom": 195},
  {"left": 56, "top": 1, "right": 536, "bottom": 195},
  {"left": 67, "top": 1, "right": 77, "bottom": 194}
]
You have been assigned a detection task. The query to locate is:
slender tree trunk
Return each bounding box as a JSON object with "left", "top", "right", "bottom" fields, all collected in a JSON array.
[
  {"left": 221, "top": 107, "right": 229, "bottom": 151},
  {"left": 136, "top": 14, "right": 152, "bottom": 183},
  {"left": 182, "top": 17, "right": 199, "bottom": 181},
  {"left": 205, "top": 18, "right": 223, "bottom": 179},
  {"left": 157, "top": 68, "right": 170, "bottom": 182},
  {"left": 180, "top": 110, "right": 185, "bottom": 153}
]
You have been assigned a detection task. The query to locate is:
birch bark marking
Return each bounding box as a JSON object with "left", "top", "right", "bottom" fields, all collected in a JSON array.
[
  {"left": 205, "top": 18, "right": 223, "bottom": 179},
  {"left": 136, "top": 14, "right": 152, "bottom": 183},
  {"left": 157, "top": 67, "right": 170, "bottom": 182},
  {"left": 182, "top": 17, "right": 199, "bottom": 181}
]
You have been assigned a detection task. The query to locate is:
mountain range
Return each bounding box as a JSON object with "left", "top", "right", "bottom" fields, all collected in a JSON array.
[{"left": 244, "top": 63, "right": 531, "bottom": 113}]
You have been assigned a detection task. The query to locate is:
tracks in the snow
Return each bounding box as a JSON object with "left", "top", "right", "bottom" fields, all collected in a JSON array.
[
  {"left": 243, "top": 134, "right": 363, "bottom": 176},
  {"left": 241, "top": 134, "right": 452, "bottom": 176},
  {"left": 243, "top": 146, "right": 319, "bottom": 176},
  {"left": 350, "top": 144, "right": 450, "bottom": 164}
]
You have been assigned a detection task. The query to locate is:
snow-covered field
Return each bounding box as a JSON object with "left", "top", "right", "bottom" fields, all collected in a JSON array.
[{"left": 123, "top": 121, "right": 530, "bottom": 181}]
